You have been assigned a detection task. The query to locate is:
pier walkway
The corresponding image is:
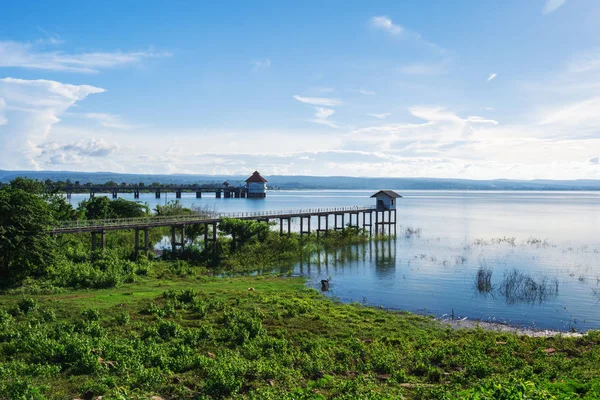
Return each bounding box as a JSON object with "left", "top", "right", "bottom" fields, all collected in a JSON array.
[
  {"left": 48, "top": 205, "right": 397, "bottom": 253},
  {"left": 59, "top": 185, "right": 249, "bottom": 200}
]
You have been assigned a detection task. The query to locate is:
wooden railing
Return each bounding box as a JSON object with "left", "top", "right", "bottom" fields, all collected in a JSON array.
[{"left": 50, "top": 205, "right": 377, "bottom": 233}]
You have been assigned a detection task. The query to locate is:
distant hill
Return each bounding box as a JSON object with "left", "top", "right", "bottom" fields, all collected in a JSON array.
[{"left": 2, "top": 169, "right": 600, "bottom": 191}]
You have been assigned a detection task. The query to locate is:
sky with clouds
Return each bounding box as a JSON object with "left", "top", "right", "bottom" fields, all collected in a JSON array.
[{"left": 1, "top": 0, "right": 599, "bottom": 179}]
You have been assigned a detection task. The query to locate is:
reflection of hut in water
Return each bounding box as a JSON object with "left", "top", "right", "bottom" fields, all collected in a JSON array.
[{"left": 374, "top": 239, "right": 396, "bottom": 279}]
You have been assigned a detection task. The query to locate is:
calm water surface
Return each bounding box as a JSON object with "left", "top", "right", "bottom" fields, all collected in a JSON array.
[{"left": 69, "top": 190, "right": 600, "bottom": 331}]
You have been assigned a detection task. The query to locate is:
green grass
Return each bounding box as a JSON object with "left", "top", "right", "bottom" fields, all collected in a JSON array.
[{"left": 1, "top": 273, "right": 600, "bottom": 399}]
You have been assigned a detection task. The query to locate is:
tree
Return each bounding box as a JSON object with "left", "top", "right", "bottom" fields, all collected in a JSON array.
[
  {"left": 109, "top": 198, "right": 149, "bottom": 218},
  {"left": 9, "top": 177, "right": 45, "bottom": 194},
  {"left": 219, "top": 218, "right": 270, "bottom": 249},
  {"left": 0, "top": 186, "right": 56, "bottom": 281},
  {"left": 46, "top": 194, "right": 82, "bottom": 221},
  {"left": 78, "top": 196, "right": 112, "bottom": 220},
  {"left": 79, "top": 197, "right": 148, "bottom": 220}
]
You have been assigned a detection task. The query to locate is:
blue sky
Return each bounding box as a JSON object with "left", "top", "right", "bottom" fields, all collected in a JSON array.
[{"left": 1, "top": 0, "right": 599, "bottom": 179}]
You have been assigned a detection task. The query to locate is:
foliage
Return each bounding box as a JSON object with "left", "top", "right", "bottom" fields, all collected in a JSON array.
[
  {"left": 78, "top": 197, "right": 148, "bottom": 220},
  {"left": 0, "top": 186, "right": 56, "bottom": 282},
  {"left": 8, "top": 177, "right": 46, "bottom": 194},
  {"left": 46, "top": 194, "right": 82, "bottom": 221},
  {"left": 154, "top": 200, "right": 196, "bottom": 216},
  {"left": 0, "top": 276, "right": 599, "bottom": 399},
  {"left": 219, "top": 217, "right": 270, "bottom": 249}
]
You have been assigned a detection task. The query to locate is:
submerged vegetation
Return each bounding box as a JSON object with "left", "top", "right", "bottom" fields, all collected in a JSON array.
[
  {"left": 475, "top": 261, "right": 493, "bottom": 293},
  {"left": 2, "top": 178, "right": 600, "bottom": 398},
  {"left": 474, "top": 262, "right": 560, "bottom": 305},
  {"left": 500, "top": 269, "right": 560, "bottom": 305}
]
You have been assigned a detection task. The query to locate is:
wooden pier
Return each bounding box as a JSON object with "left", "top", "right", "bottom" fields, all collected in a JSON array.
[
  {"left": 49, "top": 205, "right": 397, "bottom": 254},
  {"left": 60, "top": 185, "right": 249, "bottom": 200}
]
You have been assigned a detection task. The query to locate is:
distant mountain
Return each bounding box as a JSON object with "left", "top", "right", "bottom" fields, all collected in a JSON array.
[{"left": 2, "top": 169, "right": 600, "bottom": 191}]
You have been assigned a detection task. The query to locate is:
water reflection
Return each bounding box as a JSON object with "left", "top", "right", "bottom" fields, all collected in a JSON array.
[
  {"left": 374, "top": 239, "right": 396, "bottom": 279},
  {"left": 297, "top": 239, "right": 397, "bottom": 279}
]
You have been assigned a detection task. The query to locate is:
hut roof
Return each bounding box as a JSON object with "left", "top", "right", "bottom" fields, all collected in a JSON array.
[
  {"left": 370, "top": 190, "right": 402, "bottom": 199},
  {"left": 245, "top": 171, "right": 268, "bottom": 183}
]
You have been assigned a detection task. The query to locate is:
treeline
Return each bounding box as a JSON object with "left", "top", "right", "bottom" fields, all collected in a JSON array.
[
  {"left": 0, "top": 178, "right": 245, "bottom": 193},
  {"left": 0, "top": 178, "right": 372, "bottom": 291},
  {"left": 47, "top": 179, "right": 244, "bottom": 191}
]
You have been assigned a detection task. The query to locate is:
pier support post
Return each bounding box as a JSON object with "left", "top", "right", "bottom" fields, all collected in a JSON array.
[
  {"left": 300, "top": 216, "right": 312, "bottom": 237},
  {"left": 101, "top": 230, "right": 106, "bottom": 249},
  {"left": 196, "top": 191, "right": 202, "bottom": 198},
  {"left": 134, "top": 190, "right": 140, "bottom": 199},
  {"left": 216, "top": 190, "right": 221, "bottom": 198},
  {"left": 171, "top": 226, "right": 176, "bottom": 254},
  {"left": 181, "top": 226, "right": 185, "bottom": 250},
  {"left": 176, "top": 190, "right": 182, "bottom": 199},
  {"left": 144, "top": 228, "right": 149, "bottom": 252},
  {"left": 288, "top": 218, "right": 291, "bottom": 235},
  {"left": 279, "top": 218, "right": 284, "bottom": 236},
  {"left": 155, "top": 190, "right": 161, "bottom": 199},
  {"left": 91, "top": 232, "right": 97, "bottom": 251},
  {"left": 203, "top": 223, "right": 208, "bottom": 247},
  {"left": 135, "top": 229, "right": 140, "bottom": 253},
  {"left": 112, "top": 190, "right": 118, "bottom": 199},
  {"left": 317, "top": 215, "right": 321, "bottom": 238}
]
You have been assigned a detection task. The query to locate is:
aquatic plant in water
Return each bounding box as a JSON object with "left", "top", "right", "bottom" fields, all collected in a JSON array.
[
  {"left": 475, "top": 261, "right": 493, "bottom": 293},
  {"left": 499, "top": 269, "right": 559, "bottom": 304}
]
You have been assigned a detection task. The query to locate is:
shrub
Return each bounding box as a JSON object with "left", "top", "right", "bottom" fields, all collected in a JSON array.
[
  {"left": 81, "top": 308, "right": 101, "bottom": 321},
  {"left": 17, "top": 298, "right": 39, "bottom": 314}
]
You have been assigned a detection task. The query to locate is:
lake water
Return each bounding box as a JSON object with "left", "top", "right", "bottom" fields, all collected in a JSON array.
[{"left": 68, "top": 190, "right": 600, "bottom": 331}]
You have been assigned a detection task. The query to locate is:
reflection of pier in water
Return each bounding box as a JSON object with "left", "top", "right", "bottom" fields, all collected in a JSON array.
[{"left": 297, "top": 238, "right": 397, "bottom": 278}]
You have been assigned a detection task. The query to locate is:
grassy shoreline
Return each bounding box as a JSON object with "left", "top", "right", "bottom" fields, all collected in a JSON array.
[{"left": 1, "top": 273, "right": 600, "bottom": 399}]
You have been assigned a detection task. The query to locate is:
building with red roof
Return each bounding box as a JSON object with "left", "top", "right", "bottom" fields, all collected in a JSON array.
[{"left": 245, "top": 171, "right": 267, "bottom": 198}]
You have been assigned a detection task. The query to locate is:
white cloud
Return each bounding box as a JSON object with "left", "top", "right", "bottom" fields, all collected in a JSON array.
[
  {"left": 370, "top": 16, "right": 404, "bottom": 35},
  {"left": 80, "top": 112, "right": 136, "bottom": 130},
  {"left": 370, "top": 16, "right": 446, "bottom": 56},
  {"left": 568, "top": 49, "right": 600, "bottom": 73},
  {"left": 39, "top": 138, "right": 119, "bottom": 165},
  {"left": 540, "top": 97, "right": 600, "bottom": 128},
  {"left": 0, "top": 98, "right": 6, "bottom": 126},
  {"left": 359, "top": 89, "right": 375, "bottom": 95},
  {"left": 0, "top": 40, "right": 169, "bottom": 73},
  {"left": 251, "top": 57, "right": 271, "bottom": 71},
  {"left": 293, "top": 95, "right": 342, "bottom": 107},
  {"left": 487, "top": 73, "right": 497, "bottom": 81},
  {"left": 0, "top": 77, "right": 105, "bottom": 169},
  {"left": 348, "top": 106, "right": 499, "bottom": 153},
  {"left": 312, "top": 107, "right": 338, "bottom": 128},
  {"left": 399, "top": 62, "right": 448, "bottom": 75},
  {"left": 543, "top": 0, "right": 567, "bottom": 14},
  {"left": 35, "top": 27, "right": 63, "bottom": 45},
  {"left": 366, "top": 113, "right": 391, "bottom": 119}
]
